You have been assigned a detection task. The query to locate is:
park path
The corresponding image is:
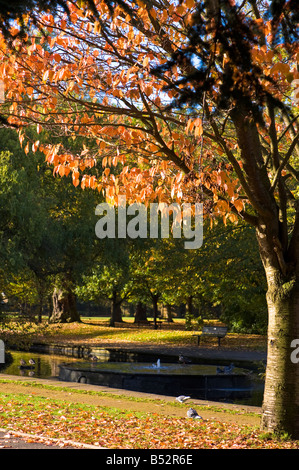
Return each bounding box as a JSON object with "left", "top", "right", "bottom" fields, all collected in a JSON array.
[{"left": 0, "top": 428, "right": 98, "bottom": 449}]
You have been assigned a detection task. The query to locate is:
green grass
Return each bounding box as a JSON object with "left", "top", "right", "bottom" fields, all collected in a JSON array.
[
  {"left": 0, "top": 378, "right": 259, "bottom": 416},
  {"left": 0, "top": 317, "right": 267, "bottom": 350}
]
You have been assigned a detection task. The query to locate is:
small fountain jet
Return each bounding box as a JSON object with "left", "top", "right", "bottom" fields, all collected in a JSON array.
[{"left": 152, "top": 359, "right": 161, "bottom": 369}]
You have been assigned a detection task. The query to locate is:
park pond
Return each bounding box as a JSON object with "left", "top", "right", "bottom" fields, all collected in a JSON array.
[{"left": 0, "top": 348, "right": 265, "bottom": 407}]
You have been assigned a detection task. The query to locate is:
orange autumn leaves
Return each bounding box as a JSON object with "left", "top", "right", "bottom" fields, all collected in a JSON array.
[
  {"left": 1, "top": 393, "right": 299, "bottom": 449},
  {"left": 0, "top": 1, "right": 296, "bottom": 223}
]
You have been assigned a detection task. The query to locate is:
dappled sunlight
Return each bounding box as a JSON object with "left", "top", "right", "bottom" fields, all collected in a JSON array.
[{"left": 1, "top": 319, "right": 266, "bottom": 350}]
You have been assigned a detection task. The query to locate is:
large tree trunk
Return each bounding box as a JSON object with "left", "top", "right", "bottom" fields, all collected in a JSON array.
[
  {"left": 261, "top": 266, "right": 299, "bottom": 436},
  {"left": 257, "top": 221, "right": 299, "bottom": 437},
  {"left": 49, "top": 279, "right": 80, "bottom": 323}
]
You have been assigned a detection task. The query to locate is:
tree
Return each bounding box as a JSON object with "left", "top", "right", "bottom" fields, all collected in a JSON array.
[
  {"left": 152, "top": 0, "right": 299, "bottom": 438},
  {"left": 0, "top": 132, "right": 57, "bottom": 319},
  {"left": 130, "top": 240, "right": 163, "bottom": 329},
  {"left": 51, "top": 274, "right": 80, "bottom": 323},
  {"left": 185, "top": 221, "right": 267, "bottom": 333},
  {"left": 0, "top": 127, "right": 100, "bottom": 323},
  {"left": 134, "top": 220, "right": 266, "bottom": 332},
  {"left": 0, "top": 0, "right": 298, "bottom": 437},
  {"left": 76, "top": 237, "right": 132, "bottom": 326},
  {"left": 0, "top": 0, "right": 99, "bottom": 41}
]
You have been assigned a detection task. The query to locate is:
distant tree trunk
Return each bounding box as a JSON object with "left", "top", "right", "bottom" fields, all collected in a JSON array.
[
  {"left": 178, "top": 303, "right": 186, "bottom": 318},
  {"left": 187, "top": 296, "right": 193, "bottom": 317},
  {"left": 49, "top": 276, "right": 80, "bottom": 323},
  {"left": 109, "top": 289, "right": 123, "bottom": 326},
  {"left": 38, "top": 297, "right": 43, "bottom": 324},
  {"left": 36, "top": 280, "right": 46, "bottom": 324},
  {"left": 134, "top": 302, "right": 148, "bottom": 323},
  {"left": 151, "top": 293, "right": 160, "bottom": 330},
  {"left": 166, "top": 304, "right": 174, "bottom": 322},
  {"left": 185, "top": 296, "right": 194, "bottom": 329}
]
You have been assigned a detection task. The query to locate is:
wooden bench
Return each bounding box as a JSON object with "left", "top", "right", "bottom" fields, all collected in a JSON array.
[
  {"left": 135, "top": 320, "right": 162, "bottom": 329},
  {"left": 193, "top": 326, "right": 228, "bottom": 347}
]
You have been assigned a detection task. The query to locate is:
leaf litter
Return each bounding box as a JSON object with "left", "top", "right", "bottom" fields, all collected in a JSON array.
[{"left": 0, "top": 392, "right": 298, "bottom": 449}]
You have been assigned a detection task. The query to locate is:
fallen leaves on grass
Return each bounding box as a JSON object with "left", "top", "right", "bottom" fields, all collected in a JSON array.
[
  {"left": 0, "top": 320, "right": 267, "bottom": 350},
  {"left": 0, "top": 393, "right": 298, "bottom": 449}
]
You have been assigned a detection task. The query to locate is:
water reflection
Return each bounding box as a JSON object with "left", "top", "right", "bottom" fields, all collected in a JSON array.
[{"left": 0, "top": 351, "right": 80, "bottom": 379}]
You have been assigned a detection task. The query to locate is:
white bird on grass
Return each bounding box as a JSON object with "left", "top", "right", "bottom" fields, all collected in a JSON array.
[
  {"left": 176, "top": 395, "right": 191, "bottom": 404},
  {"left": 187, "top": 408, "right": 202, "bottom": 419}
]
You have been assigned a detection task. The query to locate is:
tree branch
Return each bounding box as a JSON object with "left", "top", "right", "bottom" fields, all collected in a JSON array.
[
  {"left": 270, "top": 130, "right": 299, "bottom": 193},
  {"left": 205, "top": 103, "right": 272, "bottom": 218}
]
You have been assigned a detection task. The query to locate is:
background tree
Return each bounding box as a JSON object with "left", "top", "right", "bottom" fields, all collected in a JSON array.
[
  {"left": 0, "top": 127, "right": 100, "bottom": 322},
  {"left": 0, "top": 0, "right": 99, "bottom": 41},
  {"left": 76, "top": 238, "right": 132, "bottom": 326}
]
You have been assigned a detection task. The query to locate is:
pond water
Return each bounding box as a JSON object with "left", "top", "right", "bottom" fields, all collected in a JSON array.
[
  {"left": 62, "top": 361, "right": 246, "bottom": 375},
  {"left": 0, "top": 350, "right": 265, "bottom": 406},
  {"left": 0, "top": 350, "right": 80, "bottom": 379}
]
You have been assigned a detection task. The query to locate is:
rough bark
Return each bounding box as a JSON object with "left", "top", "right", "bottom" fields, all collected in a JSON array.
[
  {"left": 256, "top": 221, "right": 299, "bottom": 437},
  {"left": 261, "top": 268, "right": 299, "bottom": 436},
  {"left": 50, "top": 286, "right": 80, "bottom": 323}
]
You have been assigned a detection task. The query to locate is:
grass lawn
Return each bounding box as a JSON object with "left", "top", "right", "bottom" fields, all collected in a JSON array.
[{"left": 0, "top": 316, "right": 267, "bottom": 351}]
